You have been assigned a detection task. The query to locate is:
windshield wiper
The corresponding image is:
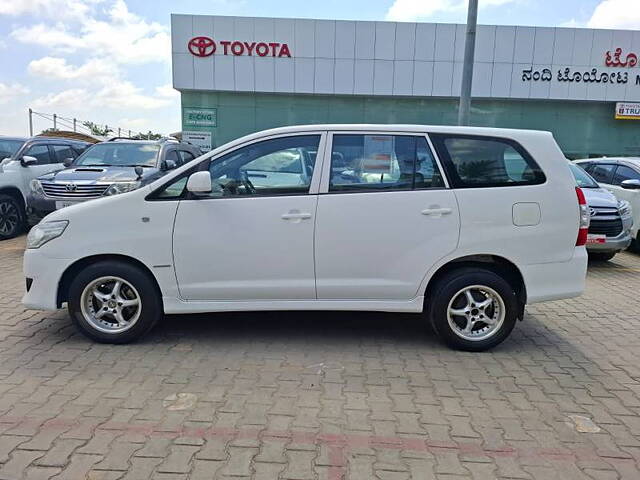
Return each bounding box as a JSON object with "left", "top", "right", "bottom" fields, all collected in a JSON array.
[{"left": 121, "top": 164, "right": 153, "bottom": 167}]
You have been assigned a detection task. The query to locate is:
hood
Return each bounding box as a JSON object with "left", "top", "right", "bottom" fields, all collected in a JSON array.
[
  {"left": 39, "top": 165, "right": 160, "bottom": 183},
  {"left": 582, "top": 187, "right": 619, "bottom": 208}
]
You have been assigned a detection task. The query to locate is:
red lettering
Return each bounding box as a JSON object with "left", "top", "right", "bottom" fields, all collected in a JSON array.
[
  {"left": 231, "top": 41, "right": 244, "bottom": 55},
  {"left": 278, "top": 43, "right": 291, "bottom": 58},
  {"left": 269, "top": 42, "right": 279, "bottom": 56},
  {"left": 256, "top": 42, "right": 269, "bottom": 57},
  {"left": 220, "top": 40, "right": 231, "bottom": 55},
  {"left": 243, "top": 41, "right": 256, "bottom": 56}
]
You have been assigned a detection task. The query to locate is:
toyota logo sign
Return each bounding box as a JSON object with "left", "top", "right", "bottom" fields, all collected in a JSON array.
[
  {"left": 65, "top": 183, "right": 78, "bottom": 192},
  {"left": 188, "top": 36, "right": 216, "bottom": 57}
]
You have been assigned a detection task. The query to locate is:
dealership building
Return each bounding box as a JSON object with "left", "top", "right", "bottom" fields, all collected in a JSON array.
[{"left": 171, "top": 14, "right": 640, "bottom": 157}]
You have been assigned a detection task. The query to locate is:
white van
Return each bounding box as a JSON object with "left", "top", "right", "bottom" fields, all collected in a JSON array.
[{"left": 22, "top": 125, "right": 588, "bottom": 351}]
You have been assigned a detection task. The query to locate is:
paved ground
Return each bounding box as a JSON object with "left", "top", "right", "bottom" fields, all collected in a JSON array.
[{"left": 1, "top": 236, "right": 640, "bottom": 479}]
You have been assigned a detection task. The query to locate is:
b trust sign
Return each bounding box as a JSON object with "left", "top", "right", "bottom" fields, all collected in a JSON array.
[{"left": 188, "top": 36, "right": 292, "bottom": 58}]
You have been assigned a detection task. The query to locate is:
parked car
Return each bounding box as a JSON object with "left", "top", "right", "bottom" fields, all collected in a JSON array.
[
  {"left": 574, "top": 157, "right": 640, "bottom": 250},
  {"left": 23, "top": 125, "right": 588, "bottom": 351},
  {"left": 0, "top": 136, "right": 89, "bottom": 240},
  {"left": 28, "top": 137, "right": 202, "bottom": 219},
  {"left": 568, "top": 162, "right": 632, "bottom": 261}
]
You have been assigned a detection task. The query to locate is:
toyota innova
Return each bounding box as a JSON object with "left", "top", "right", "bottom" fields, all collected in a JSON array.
[{"left": 22, "top": 125, "right": 589, "bottom": 351}]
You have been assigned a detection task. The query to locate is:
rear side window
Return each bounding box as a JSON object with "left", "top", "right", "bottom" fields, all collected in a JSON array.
[
  {"left": 329, "top": 134, "right": 444, "bottom": 192},
  {"left": 430, "top": 135, "right": 545, "bottom": 188},
  {"left": 589, "top": 164, "right": 616, "bottom": 184},
  {"left": 51, "top": 145, "right": 76, "bottom": 163}
]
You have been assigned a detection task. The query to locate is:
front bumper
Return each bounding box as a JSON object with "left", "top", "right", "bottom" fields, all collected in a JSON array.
[
  {"left": 22, "top": 248, "right": 71, "bottom": 310},
  {"left": 26, "top": 193, "right": 56, "bottom": 218},
  {"left": 586, "top": 215, "right": 633, "bottom": 253}
]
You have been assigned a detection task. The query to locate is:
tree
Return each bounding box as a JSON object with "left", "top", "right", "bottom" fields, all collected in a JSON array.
[
  {"left": 131, "top": 131, "right": 162, "bottom": 140},
  {"left": 82, "top": 121, "right": 113, "bottom": 136},
  {"left": 40, "top": 128, "right": 60, "bottom": 135}
]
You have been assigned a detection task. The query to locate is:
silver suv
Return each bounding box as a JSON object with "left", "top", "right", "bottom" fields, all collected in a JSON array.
[{"left": 28, "top": 137, "right": 201, "bottom": 219}]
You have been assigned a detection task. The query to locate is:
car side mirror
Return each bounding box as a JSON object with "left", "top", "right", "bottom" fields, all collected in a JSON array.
[
  {"left": 63, "top": 157, "right": 74, "bottom": 168},
  {"left": 621, "top": 179, "right": 640, "bottom": 190},
  {"left": 21, "top": 155, "right": 37, "bottom": 167},
  {"left": 186, "top": 171, "right": 213, "bottom": 194},
  {"left": 161, "top": 159, "right": 177, "bottom": 171}
]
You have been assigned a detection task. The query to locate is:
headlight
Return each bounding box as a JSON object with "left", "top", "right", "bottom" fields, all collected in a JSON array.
[
  {"left": 618, "top": 200, "right": 632, "bottom": 217},
  {"left": 26, "top": 220, "right": 68, "bottom": 249},
  {"left": 30, "top": 179, "right": 44, "bottom": 195},
  {"left": 104, "top": 182, "right": 140, "bottom": 196}
]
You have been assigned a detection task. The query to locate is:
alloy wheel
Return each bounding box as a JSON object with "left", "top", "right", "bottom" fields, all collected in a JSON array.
[
  {"left": 80, "top": 276, "right": 142, "bottom": 334},
  {"left": 0, "top": 200, "right": 19, "bottom": 236},
  {"left": 446, "top": 285, "right": 506, "bottom": 341}
]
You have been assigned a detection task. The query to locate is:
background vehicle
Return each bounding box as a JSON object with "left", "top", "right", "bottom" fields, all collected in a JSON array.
[
  {"left": 568, "top": 162, "right": 632, "bottom": 261},
  {"left": 574, "top": 157, "right": 640, "bottom": 250},
  {"left": 28, "top": 137, "right": 201, "bottom": 219},
  {"left": 0, "top": 136, "right": 88, "bottom": 239},
  {"left": 23, "top": 125, "right": 587, "bottom": 351}
]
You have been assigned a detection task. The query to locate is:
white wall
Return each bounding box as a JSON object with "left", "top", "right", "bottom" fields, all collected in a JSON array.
[{"left": 172, "top": 14, "right": 640, "bottom": 102}]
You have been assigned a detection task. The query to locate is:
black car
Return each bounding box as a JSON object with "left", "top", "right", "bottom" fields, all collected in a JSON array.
[
  {"left": 0, "top": 136, "right": 89, "bottom": 239},
  {"left": 28, "top": 138, "right": 202, "bottom": 219}
]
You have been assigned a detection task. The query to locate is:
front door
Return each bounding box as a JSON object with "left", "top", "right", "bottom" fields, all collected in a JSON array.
[
  {"left": 172, "top": 133, "right": 324, "bottom": 301},
  {"left": 314, "top": 132, "right": 460, "bottom": 300}
]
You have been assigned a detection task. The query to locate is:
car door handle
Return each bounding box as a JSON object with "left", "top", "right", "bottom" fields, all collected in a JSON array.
[
  {"left": 281, "top": 212, "right": 311, "bottom": 220},
  {"left": 421, "top": 207, "right": 453, "bottom": 216}
]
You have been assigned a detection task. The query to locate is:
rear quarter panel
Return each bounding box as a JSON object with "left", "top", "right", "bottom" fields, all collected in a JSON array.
[{"left": 452, "top": 131, "right": 579, "bottom": 265}]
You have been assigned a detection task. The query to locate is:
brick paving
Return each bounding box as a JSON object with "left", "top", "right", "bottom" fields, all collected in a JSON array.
[{"left": 1, "top": 235, "right": 640, "bottom": 479}]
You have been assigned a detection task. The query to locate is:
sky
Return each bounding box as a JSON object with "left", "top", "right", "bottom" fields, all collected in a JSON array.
[{"left": 0, "top": 0, "right": 638, "bottom": 137}]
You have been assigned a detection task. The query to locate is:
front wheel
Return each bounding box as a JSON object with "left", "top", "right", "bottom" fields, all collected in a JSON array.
[
  {"left": 67, "top": 261, "right": 162, "bottom": 343},
  {"left": 427, "top": 267, "right": 519, "bottom": 351},
  {"left": 0, "top": 194, "right": 25, "bottom": 240}
]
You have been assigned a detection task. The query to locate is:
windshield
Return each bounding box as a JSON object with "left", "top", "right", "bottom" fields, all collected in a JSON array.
[
  {"left": 0, "top": 140, "right": 25, "bottom": 160},
  {"left": 74, "top": 143, "right": 160, "bottom": 167},
  {"left": 569, "top": 162, "right": 599, "bottom": 188}
]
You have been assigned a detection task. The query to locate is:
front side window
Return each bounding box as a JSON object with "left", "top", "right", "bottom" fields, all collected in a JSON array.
[
  {"left": 612, "top": 165, "right": 640, "bottom": 185},
  {"left": 431, "top": 135, "right": 545, "bottom": 188},
  {"left": 51, "top": 145, "right": 76, "bottom": 163},
  {"left": 589, "top": 163, "right": 616, "bottom": 184},
  {"left": 74, "top": 143, "right": 160, "bottom": 167},
  {"left": 24, "top": 145, "right": 52, "bottom": 165},
  {"left": 329, "top": 134, "right": 444, "bottom": 192},
  {"left": 205, "top": 135, "right": 320, "bottom": 197}
]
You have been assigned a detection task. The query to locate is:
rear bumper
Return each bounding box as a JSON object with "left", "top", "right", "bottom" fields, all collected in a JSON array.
[{"left": 521, "top": 247, "right": 588, "bottom": 304}]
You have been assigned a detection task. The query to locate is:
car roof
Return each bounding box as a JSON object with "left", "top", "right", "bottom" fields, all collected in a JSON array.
[
  {"left": 28, "top": 136, "right": 87, "bottom": 144},
  {"left": 575, "top": 157, "right": 640, "bottom": 163},
  {"left": 0, "top": 136, "right": 28, "bottom": 141}
]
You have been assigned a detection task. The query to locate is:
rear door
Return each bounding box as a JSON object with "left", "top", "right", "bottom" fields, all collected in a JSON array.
[{"left": 314, "top": 131, "right": 459, "bottom": 300}]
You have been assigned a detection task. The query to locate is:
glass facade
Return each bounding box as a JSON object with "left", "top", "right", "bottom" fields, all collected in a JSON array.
[{"left": 182, "top": 91, "right": 640, "bottom": 158}]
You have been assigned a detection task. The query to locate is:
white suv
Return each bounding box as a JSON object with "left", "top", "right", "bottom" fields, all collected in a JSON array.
[{"left": 23, "top": 125, "right": 588, "bottom": 351}]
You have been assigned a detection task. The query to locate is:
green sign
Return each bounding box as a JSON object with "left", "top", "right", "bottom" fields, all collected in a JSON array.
[{"left": 183, "top": 108, "right": 217, "bottom": 127}]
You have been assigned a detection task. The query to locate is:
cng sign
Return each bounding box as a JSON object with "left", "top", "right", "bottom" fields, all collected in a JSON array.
[{"left": 184, "top": 108, "right": 217, "bottom": 127}]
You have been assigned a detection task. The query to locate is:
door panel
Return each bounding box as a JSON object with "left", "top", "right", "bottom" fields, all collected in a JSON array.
[
  {"left": 171, "top": 133, "right": 325, "bottom": 301},
  {"left": 315, "top": 190, "right": 459, "bottom": 299},
  {"left": 173, "top": 196, "right": 318, "bottom": 300}
]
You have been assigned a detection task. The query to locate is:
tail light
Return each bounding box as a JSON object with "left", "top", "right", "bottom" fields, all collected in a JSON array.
[{"left": 575, "top": 186, "right": 590, "bottom": 246}]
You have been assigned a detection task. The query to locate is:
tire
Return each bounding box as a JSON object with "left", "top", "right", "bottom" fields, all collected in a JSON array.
[
  {"left": 427, "top": 267, "right": 519, "bottom": 352},
  {"left": 588, "top": 251, "right": 616, "bottom": 262},
  {"left": 67, "top": 261, "right": 162, "bottom": 344},
  {"left": 0, "top": 194, "right": 25, "bottom": 240}
]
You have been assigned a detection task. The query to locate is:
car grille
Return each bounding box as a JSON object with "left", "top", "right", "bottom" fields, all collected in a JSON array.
[
  {"left": 41, "top": 182, "right": 109, "bottom": 199},
  {"left": 589, "top": 207, "right": 623, "bottom": 237}
]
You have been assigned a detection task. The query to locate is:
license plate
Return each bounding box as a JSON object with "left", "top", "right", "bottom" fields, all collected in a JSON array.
[
  {"left": 55, "top": 201, "right": 78, "bottom": 210},
  {"left": 586, "top": 234, "right": 606, "bottom": 244}
]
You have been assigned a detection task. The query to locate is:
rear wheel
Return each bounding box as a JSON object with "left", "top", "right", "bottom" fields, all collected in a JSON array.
[
  {"left": 0, "top": 194, "right": 25, "bottom": 240},
  {"left": 68, "top": 261, "right": 162, "bottom": 343},
  {"left": 588, "top": 252, "right": 616, "bottom": 262},
  {"left": 427, "top": 267, "right": 518, "bottom": 351}
]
